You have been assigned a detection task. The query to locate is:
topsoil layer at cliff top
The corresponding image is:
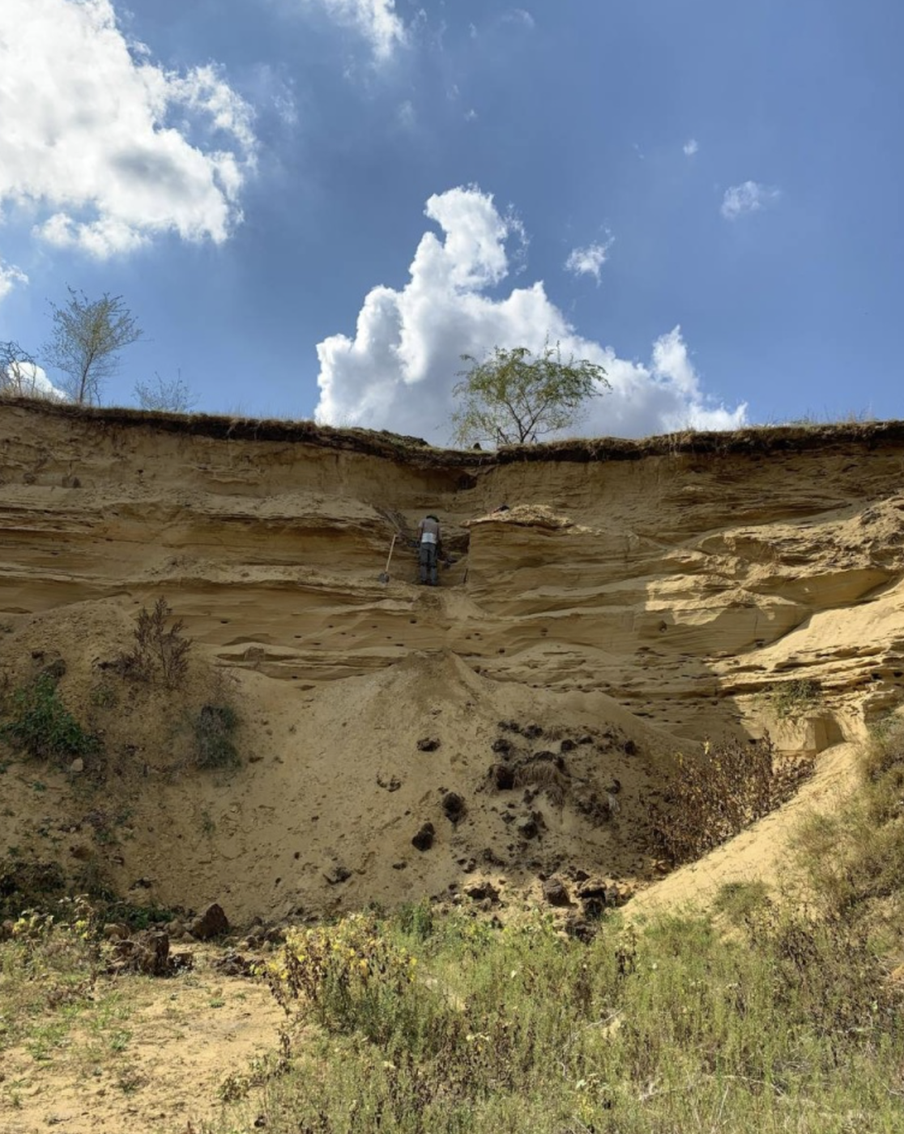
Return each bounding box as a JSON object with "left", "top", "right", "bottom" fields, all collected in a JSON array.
[{"left": 7, "top": 396, "right": 904, "bottom": 465}]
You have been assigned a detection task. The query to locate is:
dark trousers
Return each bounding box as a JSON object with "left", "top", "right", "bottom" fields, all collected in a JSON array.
[{"left": 419, "top": 543, "right": 438, "bottom": 585}]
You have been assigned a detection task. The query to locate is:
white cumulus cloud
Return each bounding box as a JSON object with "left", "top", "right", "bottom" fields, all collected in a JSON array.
[
  {"left": 1, "top": 358, "right": 67, "bottom": 401},
  {"left": 721, "top": 180, "right": 781, "bottom": 220},
  {"left": 565, "top": 240, "right": 612, "bottom": 284},
  {"left": 315, "top": 186, "right": 747, "bottom": 442},
  {"left": 683, "top": 138, "right": 699, "bottom": 156},
  {"left": 0, "top": 0, "right": 257, "bottom": 258},
  {"left": 300, "top": 0, "right": 408, "bottom": 61},
  {"left": 0, "top": 259, "right": 28, "bottom": 303}
]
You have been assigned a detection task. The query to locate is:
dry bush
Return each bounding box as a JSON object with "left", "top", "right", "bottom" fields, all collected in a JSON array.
[
  {"left": 115, "top": 597, "right": 190, "bottom": 688},
  {"left": 648, "top": 735, "right": 814, "bottom": 866}
]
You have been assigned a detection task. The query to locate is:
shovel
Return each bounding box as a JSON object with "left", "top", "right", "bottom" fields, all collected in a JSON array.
[{"left": 378, "top": 534, "right": 397, "bottom": 583}]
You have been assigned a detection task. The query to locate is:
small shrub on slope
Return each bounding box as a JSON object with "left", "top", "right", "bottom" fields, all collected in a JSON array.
[
  {"left": 192, "top": 702, "right": 239, "bottom": 769},
  {"left": 1, "top": 673, "right": 100, "bottom": 767},
  {"left": 767, "top": 677, "right": 823, "bottom": 722},
  {"left": 116, "top": 597, "right": 190, "bottom": 688}
]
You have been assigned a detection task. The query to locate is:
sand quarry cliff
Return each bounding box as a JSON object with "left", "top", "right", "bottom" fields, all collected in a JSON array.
[{"left": 2, "top": 401, "right": 904, "bottom": 924}]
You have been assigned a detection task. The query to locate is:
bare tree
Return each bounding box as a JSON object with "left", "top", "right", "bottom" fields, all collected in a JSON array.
[
  {"left": 134, "top": 372, "right": 197, "bottom": 413},
  {"left": 43, "top": 288, "right": 143, "bottom": 405},
  {"left": 0, "top": 340, "right": 63, "bottom": 400}
]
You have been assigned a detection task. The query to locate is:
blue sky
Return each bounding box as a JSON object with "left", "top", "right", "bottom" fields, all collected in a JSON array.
[{"left": 0, "top": 0, "right": 901, "bottom": 441}]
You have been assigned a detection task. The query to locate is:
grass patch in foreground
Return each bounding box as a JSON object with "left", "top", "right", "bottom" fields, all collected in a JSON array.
[{"left": 214, "top": 897, "right": 904, "bottom": 1134}]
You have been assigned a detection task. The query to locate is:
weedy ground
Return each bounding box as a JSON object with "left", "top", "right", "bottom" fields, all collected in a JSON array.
[{"left": 3, "top": 719, "right": 904, "bottom": 1134}]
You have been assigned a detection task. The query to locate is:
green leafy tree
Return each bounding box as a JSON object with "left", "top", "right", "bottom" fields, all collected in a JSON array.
[
  {"left": 451, "top": 341, "right": 609, "bottom": 447},
  {"left": 44, "top": 288, "right": 143, "bottom": 405}
]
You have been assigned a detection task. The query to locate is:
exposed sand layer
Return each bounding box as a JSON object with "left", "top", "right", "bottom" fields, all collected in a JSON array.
[{"left": 2, "top": 402, "right": 904, "bottom": 920}]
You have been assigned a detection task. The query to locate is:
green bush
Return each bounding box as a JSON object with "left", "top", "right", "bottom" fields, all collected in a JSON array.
[
  {"left": 768, "top": 678, "right": 823, "bottom": 721},
  {"left": 192, "top": 702, "right": 239, "bottom": 769},
  {"left": 1, "top": 673, "right": 100, "bottom": 767}
]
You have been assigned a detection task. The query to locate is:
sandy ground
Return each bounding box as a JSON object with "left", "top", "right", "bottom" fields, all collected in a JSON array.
[{"left": 0, "top": 947, "right": 284, "bottom": 1134}]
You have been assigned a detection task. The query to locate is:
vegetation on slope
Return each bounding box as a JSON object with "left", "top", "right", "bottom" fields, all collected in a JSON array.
[{"left": 3, "top": 720, "right": 904, "bottom": 1130}]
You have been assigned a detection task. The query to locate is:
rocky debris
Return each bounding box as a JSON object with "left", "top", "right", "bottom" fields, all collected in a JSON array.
[
  {"left": 441, "top": 791, "right": 466, "bottom": 824},
  {"left": 0, "top": 919, "right": 14, "bottom": 942},
  {"left": 490, "top": 763, "right": 515, "bottom": 790},
  {"left": 212, "top": 951, "right": 255, "bottom": 977},
  {"left": 242, "top": 924, "right": 285, "bottom": 950},
  {"left": 324, "top": 865, "right": 352, "bottom": 885},
  {"left": 417, "top": 737, "right": 441, "bottom": 752},
  {"left": 523, "top": 724, "right": 543, "bottom": 740},
  {"left": 376, "top": 773, "right": 402, "bottom": 792},
  {"left": 188, "top": 903, "right": 230, "bottom": 940},
  {"left": 562, "top": 912, "right": 595, "bottom": 942},
  {"left": 411, "top": 822, "right": 435, "bottom": 851},
  {"left": 108, "top": 930, "right": 193, "bottom": 976},
  {"left": 491, "top": 737, "right": 513, "bottom": 755},
  {"left": 623, "top": 739, "right": 637, "bottom": 756},
  {"left": 542, "top": 876, "right": 571, "bottom": 907},
  {"left": 69, "top": 758, "right": 84, "bottom": 774},
  {"left": 463, "top": 879, "right": 500, "bottom": 903},
  {"left": 559, "top": 738, "right": 576, "bottom": 753},
  {"left": 575, "top": 876, "right": 633, "bottom": 911},
  {"left": 516, "top": 811, "right": 545, "bottom": 840},
  {"left": 575, "top": 791, "right": 616, "bottom": 825}
]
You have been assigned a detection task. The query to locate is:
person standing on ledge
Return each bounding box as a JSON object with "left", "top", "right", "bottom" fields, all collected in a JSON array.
[{"left": 417, "top": 513, "right": 441, "bottom": 586}]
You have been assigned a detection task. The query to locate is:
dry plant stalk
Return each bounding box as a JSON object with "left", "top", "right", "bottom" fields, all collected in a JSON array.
[{"left": 116, "top": 597, "right": 191, "bottom": 688}]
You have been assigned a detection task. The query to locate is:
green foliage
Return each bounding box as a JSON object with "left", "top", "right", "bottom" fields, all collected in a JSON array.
[
  {"left": 192, "top": 702, "right": 239, "bottom": 769},
  {"left": 0, "top": 673, "right": 100, "bottom": 767},
  {"left": 794, "top": 714, "right": 904, "bottom": 925},
  {"left": 43, "top": 287, "right": 143, "bottom": 405},
  {"left": 116, "top": 597, "right": 191, "bottom": 688},
  {"left": 767, "top": 678, "right": 823, "bottom": 722},
  {"left": 451, "top": 341, "right": 609, "bottom": 447},
  {"left": 648, "top": 736, "right": 814, "bottom": 866},
  {"left": 249, "top": 901, "right": 904, "bottom": 1134}
]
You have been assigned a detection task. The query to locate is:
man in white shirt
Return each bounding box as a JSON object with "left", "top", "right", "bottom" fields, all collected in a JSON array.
[{"left": 417, "top": 514, "right": 441, "bottom": 586}]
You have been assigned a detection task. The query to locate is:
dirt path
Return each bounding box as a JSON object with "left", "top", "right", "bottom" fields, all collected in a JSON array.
[{"left": 0, "top": 949, "right": 283, "bottom": 1134}]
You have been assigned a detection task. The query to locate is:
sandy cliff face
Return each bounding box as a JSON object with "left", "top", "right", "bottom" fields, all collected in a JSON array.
[{"left": 2, "top": 403, "right": 904, "bottom": 920}]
